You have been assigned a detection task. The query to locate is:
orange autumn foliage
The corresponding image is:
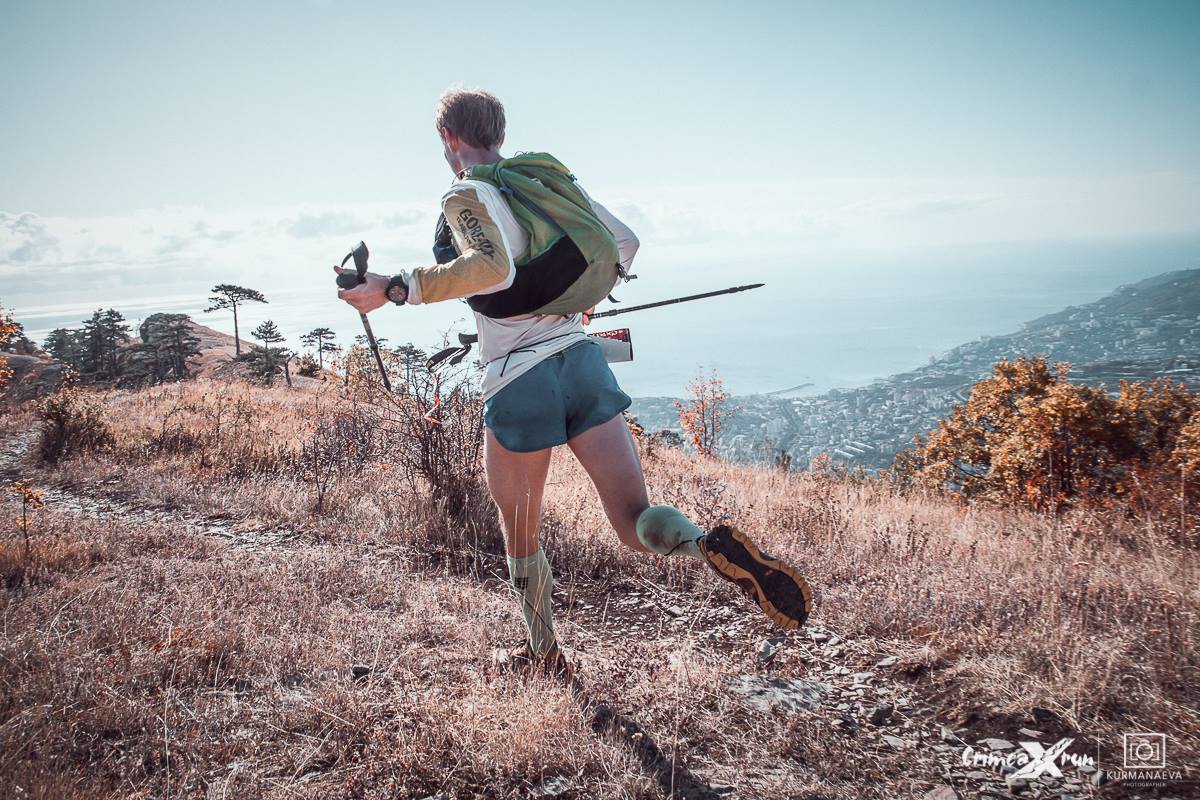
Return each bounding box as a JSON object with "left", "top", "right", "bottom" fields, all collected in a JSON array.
[
  {"left": 0, "top": 306, "right": 17, "bottom": 395},
  {"left": 674, "top": 367, "right": 739, "bottom": 458},
  {"left": 893, "top": 357, "right": 1200, "bottom": 543}
]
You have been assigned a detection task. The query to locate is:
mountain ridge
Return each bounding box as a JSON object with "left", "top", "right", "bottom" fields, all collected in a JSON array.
[{"left": 630, "top": 268, "right": 1200, "bottom": 469}]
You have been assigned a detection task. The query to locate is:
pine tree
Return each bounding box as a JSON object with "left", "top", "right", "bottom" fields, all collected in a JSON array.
[
  {"left": 394, "top": 343, "right": 427, "bottom": 386},
  {"left": 79, "top": 309, "right": 130, "bottom": 383},
  {"left": 204, "top": 284, "right": 267, "bottom": 356},
  {"left": 43, "top": 328, "right": 83, "bottom": 370},
  {"left": 100, "top": 309, "right": 130, "bottom": 379},
  {"left": 127, "top": 313, "right": 202, "bottom": 384},
  {"left": 279, "top": 347, "right": 295, "bottom": 388},
  {"left": 250, "top": 320, "right": 287, "bottom": 383},
  {"left": 300, "top": 327, "right": 338, "bottom": 369}
]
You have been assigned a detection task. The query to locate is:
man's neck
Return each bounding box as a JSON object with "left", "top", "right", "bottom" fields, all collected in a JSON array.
[{"left": 453, "top": 147, "right": 503, "bottom": 174}]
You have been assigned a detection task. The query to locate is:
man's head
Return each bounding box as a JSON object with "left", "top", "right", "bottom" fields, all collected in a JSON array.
[{"left": 435, "top": 87, "right": 505, "bottom": 172}]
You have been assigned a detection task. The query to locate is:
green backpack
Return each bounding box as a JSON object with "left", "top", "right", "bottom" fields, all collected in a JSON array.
[{"left": 432, "top": 152, "right": 631, "bottom": 318}]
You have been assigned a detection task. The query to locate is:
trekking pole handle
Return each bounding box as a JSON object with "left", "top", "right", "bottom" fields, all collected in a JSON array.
[
  {"left": 336, "top": 270, "right": 363, "bottom": 289},
  {"left": 335, "top": 241, "right": 370, "bottom": 289}
]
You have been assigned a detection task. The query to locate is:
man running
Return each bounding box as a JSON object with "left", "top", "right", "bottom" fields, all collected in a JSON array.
[{"left": 338, "top": 87, "right": 813, "bottom": 675}]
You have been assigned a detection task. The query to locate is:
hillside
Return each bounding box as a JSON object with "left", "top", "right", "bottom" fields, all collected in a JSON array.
[
  {"left": 630, "top": 269, "right": 1200, "bottom": 469},
  {"left": 1, "top": 378, "right": 1195, "bottom": 798},
  {"left": 1, "top": 317, "right": 317, "bottom": 396}
]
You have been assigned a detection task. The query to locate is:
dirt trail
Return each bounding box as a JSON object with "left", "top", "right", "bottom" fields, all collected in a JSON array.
[
  {"left": 0, "top": 429, "right": 300, "bottom": 549},
  {"left": 0, "top": 428, "right": 1108, "bottom": 800}
]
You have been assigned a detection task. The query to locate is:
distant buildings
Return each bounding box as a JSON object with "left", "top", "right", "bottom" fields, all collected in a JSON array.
[{"left": 630, "top": 269, "right": 1200, "bottom": 471}]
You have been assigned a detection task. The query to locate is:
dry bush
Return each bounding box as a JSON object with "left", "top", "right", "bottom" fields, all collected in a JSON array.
[
  {"left": 894, "top": 357, "right": 1200, "bottom": 545},
  {"left": 295, "top": 402, "right": 378, "bottom": 512},
  {"left": 35, "top": 381, "right": 113, "bottom": 464},
  {"left": 673, "top": 366, "right": 738, "bottom": 457},
  {"left": 347, "top": 346, "right": 491, "bottom": 520}
]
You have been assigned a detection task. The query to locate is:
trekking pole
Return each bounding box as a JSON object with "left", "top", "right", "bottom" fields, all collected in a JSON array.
[
  {"left": 335, "top": 240, "right": 393, "bottom": 392},
  {"left": 588, "top": 283, "right": 764, "bottom": 319}
]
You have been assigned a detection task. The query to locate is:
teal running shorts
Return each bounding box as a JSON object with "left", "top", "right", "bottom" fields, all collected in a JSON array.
[{"left": 484, "top": 339, "right": 633, "bottom": 453}]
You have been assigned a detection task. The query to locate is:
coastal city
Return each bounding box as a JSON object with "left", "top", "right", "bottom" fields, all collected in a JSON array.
[{"left": 630, "top": 269, "right": 1200, "bottom": 471}]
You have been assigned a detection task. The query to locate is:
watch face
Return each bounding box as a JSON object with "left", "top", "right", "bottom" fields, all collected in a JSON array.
[{"left": 387, "top": 283, "right": 407, "bottom": 303}]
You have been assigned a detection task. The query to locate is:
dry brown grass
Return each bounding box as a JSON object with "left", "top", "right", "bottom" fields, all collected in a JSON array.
[
  {"left": 0, "top": 502, "right": 664, "bottom": 798},
  {"left": 1, "top": 378, "right": 1197, "bottom": 797},
  {"left": 639, "top": 450, "right": 1198, "bottom": 742}
]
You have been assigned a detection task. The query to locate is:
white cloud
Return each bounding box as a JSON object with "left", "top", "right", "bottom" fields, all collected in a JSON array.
[
  {"left": 0, "top": 202, "right": 436, "bottom": 302},
  {"left": 591, "top": 172, "right": 1200, "bottom": 262},
  {"left": 3, "top": 172, "right": 1197, "bottom": 309},
  {"left": 0, "top": 211, "right": 60, "bottom": 263}
]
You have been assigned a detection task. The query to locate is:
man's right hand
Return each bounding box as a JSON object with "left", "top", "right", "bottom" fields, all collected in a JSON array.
[{"left": 334, "top": 265, "right": 389, "bottom": 315}]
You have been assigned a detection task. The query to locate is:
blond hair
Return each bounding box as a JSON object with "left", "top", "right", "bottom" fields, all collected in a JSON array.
[{"left": 435, "top": 86, "right": 506, "bottom": 149}]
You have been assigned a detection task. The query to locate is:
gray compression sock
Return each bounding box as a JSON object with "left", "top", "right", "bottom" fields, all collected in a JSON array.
[
  {"left": 635, "top": 505, "right": 707, "bottom": 561},
  {"left": 506, "top": 549, "right": 557, "bottom": 656}
]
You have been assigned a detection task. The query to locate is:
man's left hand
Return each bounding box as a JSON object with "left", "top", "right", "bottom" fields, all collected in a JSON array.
[{"left": 334, "top": 265, "right": 389, "bottom": 314}]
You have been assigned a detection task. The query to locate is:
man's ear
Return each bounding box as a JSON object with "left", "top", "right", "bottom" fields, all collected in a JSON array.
[{"left": 441, "top": 126, "right": 460, "bottom": 151}]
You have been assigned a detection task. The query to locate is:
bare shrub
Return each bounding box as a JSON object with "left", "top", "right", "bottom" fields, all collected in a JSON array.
[
  {"left": 343, "top": 343, "right": 499, "bottom": 556},
  {"left": 36, "top": 381, "right": 113, "bottom": 464},
  {"left": 295, "top": 403, "right": 377, "bottom": 512}
]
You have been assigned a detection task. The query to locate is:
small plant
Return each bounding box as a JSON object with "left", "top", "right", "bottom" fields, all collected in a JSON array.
[
  {"left": 0, "top": 304, "right": 18, "bottom": 401},
  {"left": 296, "top": 354, "right": 321, "bottom": 378},
  {"left": 674, "top": 367, "right": 740, "bottom": 457},
  {"left": 296, "top": 405, "right": 377, "bottom": 512},
  {"left": 36, "top": 377, "right": 113, "bottom": 464},
  {"left": 10, "top": 480, "right": 45, "bottom": 560}
]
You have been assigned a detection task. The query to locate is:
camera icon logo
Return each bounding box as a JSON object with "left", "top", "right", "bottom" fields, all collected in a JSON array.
[{"left": 1122, "top": 732, "right": 1166, "bottom": 769}]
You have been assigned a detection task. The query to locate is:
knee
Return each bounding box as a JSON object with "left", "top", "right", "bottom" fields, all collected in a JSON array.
[{"left": 635, "top": 504, "right": 685, "bottom": 554}]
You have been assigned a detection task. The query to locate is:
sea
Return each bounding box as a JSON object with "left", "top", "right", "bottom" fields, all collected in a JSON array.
[{"left": 8, "top": 234, "right": 1199, "bottom": 399}]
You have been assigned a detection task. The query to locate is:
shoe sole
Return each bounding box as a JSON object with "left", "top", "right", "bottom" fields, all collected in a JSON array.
[{"left": 701, "top": 525, "right": 813, "bottom": 629}]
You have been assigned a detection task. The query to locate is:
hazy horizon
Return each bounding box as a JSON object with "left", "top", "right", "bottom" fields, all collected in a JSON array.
[{"left": 9, "top": 232, "right": 1196, "bottom": 398}]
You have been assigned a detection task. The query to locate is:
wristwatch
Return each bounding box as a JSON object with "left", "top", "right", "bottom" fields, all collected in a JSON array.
[{"left": 385, "top": 274, "right": 409, "bottom": 305}]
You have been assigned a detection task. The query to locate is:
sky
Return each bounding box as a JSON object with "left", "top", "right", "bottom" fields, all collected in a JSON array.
[{"left": 2, "top": 1, "right": 1199, "bottom": 393}]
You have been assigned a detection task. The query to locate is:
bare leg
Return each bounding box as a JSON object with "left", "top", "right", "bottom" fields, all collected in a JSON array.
[
  {"left": 566, "top": 414, "right": 654, "bottom": 554},
  {"left": 568, "top": 416, "right": 814, "bottom": 630},
  {"left": 484, "top": 428, "right": 553, "bottom": 557},
  {"left": 484, "top": 429, "right": 562, "bottom": 657}
]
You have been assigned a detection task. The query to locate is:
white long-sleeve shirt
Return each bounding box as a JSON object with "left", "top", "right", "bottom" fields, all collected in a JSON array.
[{"left": 405, "top": 174, "right": 639, "bottom": 401}]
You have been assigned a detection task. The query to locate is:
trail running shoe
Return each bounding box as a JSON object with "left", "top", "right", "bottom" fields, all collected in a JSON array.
[
  {"left": 699, "top": 524, "right": 813, "bottom": 629},
  {"left": 492, "top": 641, "right": 574, "bottom": 681}
]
